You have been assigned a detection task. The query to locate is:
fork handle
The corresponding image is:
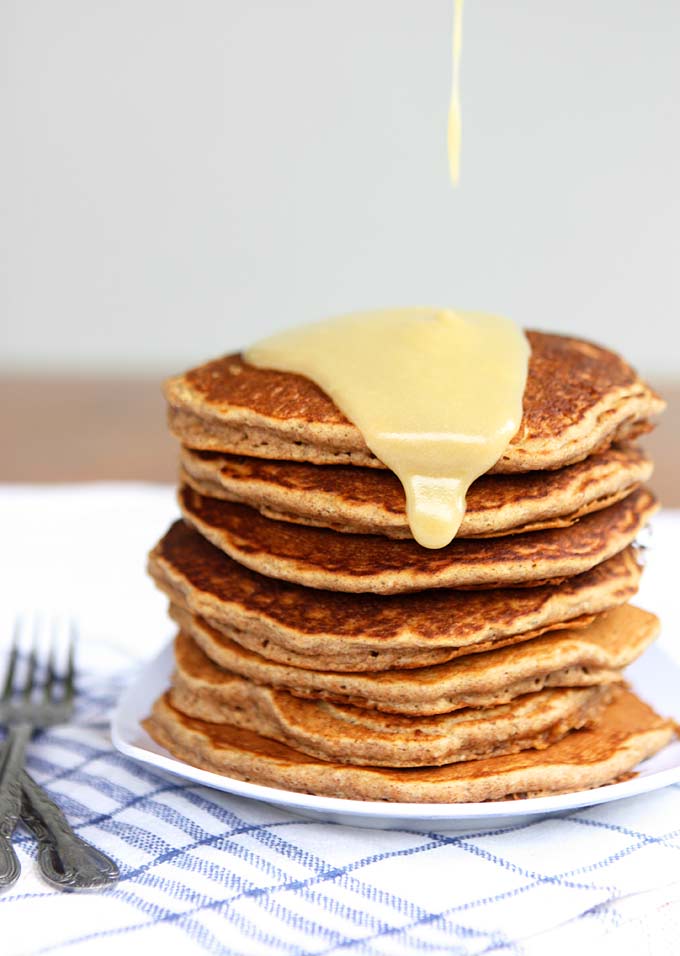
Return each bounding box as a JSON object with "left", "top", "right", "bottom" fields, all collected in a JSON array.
[
  {"left": 0, "top": 723, "right": 31, "bottom": 887},
  {"left": 20, "top": 772, "right": 119, "bottom": 890},
  {"left": 0, "top": 833, "right": 20, "bottom": 888},
  {"left": 21, "top": 771, "right": 120, "bottom": 890},
  {"left": 0, "top": 724, "right": 32, "bottom": 837}
]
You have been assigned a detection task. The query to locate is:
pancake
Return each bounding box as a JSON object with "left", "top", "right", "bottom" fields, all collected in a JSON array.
[
  {"left": 169, "top": 633, "right": 613, "bottom": 766},
  {"left": 170, "top": 604, "right": 657, "bottom": 715},
  {"left": 164, "top": 332, "right": 664, "bottom": 472},
  {"left": 179, "top": 444, "right": 652, "bottom": 540},
  {"left": 149, "top": 521, "right": 643, "bottom": 670},
  {"left": 178, "top": 485, "right": 657, "bottom": 594},
  {"left": 144, "top": 687, "right": 676, "bottom": 802}
]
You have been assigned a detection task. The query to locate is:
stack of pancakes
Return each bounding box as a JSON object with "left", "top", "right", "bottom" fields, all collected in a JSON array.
[{"left": 145, "top": 331, "right": 676, "bottom": 802}]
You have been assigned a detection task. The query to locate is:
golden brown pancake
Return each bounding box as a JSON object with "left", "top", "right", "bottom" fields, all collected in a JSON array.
[
  {"left": 170, "top": 605, "right": 657, "bottom": 715},
  {"left": 149, "top": 522, "right": 642, "bottom": 670},
  {"left": 179, "top": 444, "right": 652, "bottom": 540},
  {"left": 169, "top": 633, "right": 613, "bottom": 766},
  {"left": 164, "top": 333, "right": 664, "bottom": 472},
  {"left": 178, "top": 485, "right": 657, "bottom": 594},
  {"left": 144, "top": 687, "right": 676, "bottom": 802}
]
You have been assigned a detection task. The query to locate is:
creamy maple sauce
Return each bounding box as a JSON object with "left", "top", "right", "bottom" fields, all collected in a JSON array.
[
  {"left": 448, "top": 0, "right": 464, "bottom": 184},
  {"left": 246, "top": 309, "right": 529, "bottom": 549}
]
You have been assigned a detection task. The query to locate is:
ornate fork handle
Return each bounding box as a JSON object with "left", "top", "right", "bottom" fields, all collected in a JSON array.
[
  {"left": 0, "top": 832, "right": 20, "bottom": 888},
  {"left": 0, "top": 723, "right": 32, "bottom": 887},
  {"left": 20, "top": 773, "right": 119, "bottom": 890}
]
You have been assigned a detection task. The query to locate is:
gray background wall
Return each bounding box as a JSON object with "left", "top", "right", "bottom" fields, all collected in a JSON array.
[{"left": 1, "top": 0, "right": 679, "bottom": 378}]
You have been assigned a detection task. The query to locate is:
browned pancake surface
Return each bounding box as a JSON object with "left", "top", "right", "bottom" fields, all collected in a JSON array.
[
  {"left": 170, "top": 630, "right": 613, "bottom": 766},
  {"left": 149, "top": 521, "right": 642, "bottom": 670},
  {"left": 171, "top": 604, "right": 657, "bottom": 715},
  {"left": 180, "top": 444, "right": 652, "bottom": 539},
  {"left": 164, "top": 332, "right": 663, "bottom": 472},
  {"left": 179, "top": 485, "right": 657, "bottom": 594},
  {"left": 171, "top": 603, "right": 656, "bottom": 717},
  {"left": 144, "top": 688, "right": 676, "bottom": 802}
]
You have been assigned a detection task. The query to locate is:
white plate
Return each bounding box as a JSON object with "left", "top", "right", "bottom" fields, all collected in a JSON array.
[{"left": 111, "top": 639, "right": 680, "bottom": 832}]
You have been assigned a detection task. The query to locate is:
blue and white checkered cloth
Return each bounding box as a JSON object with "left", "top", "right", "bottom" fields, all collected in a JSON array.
[{"left": 1, "top": 486, "right": 679, "bottom": 956}]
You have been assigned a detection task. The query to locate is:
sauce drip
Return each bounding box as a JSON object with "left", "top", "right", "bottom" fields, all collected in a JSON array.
[
  {"left": 246, "top": 308, "right": 529, "bottom": 549},
  {"left": 448, "top": 0, "right": 464, "bottom": 184}
]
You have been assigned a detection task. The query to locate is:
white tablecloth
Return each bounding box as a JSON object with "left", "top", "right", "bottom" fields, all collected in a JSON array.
[{"left": 0, "top": 483, "right": 678, "bottom": 956}]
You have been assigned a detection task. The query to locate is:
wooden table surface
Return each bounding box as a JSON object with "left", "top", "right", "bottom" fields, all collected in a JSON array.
[{"left": 1, "top": 377, "right": 678, "bottom": 506}]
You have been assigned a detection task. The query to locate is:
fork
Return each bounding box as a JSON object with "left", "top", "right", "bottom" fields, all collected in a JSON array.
[{"left": 0, "top": 621, "right": 119, "bottom": 889}]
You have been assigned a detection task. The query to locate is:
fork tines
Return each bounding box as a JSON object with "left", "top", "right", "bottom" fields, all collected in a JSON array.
[{"left": 2, "top": 618, "right": 76, "bottom": 708}]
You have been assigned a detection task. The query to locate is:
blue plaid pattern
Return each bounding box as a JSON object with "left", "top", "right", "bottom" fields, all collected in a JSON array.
[{"left": 2, "top": 655, "right": 680, "bottom": 956}]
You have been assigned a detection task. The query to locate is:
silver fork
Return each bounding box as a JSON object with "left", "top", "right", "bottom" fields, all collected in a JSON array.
[{"left": 0, "top": 620, "right": 119, "bottom": 890}]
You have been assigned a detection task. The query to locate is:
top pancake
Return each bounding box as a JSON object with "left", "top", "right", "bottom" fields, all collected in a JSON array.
[
  {"left": 180, "top": 443, "right": 652, "bottom": 540},
  {"left": 165, "top": 332, "right": 664, "bottom": 472}
]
